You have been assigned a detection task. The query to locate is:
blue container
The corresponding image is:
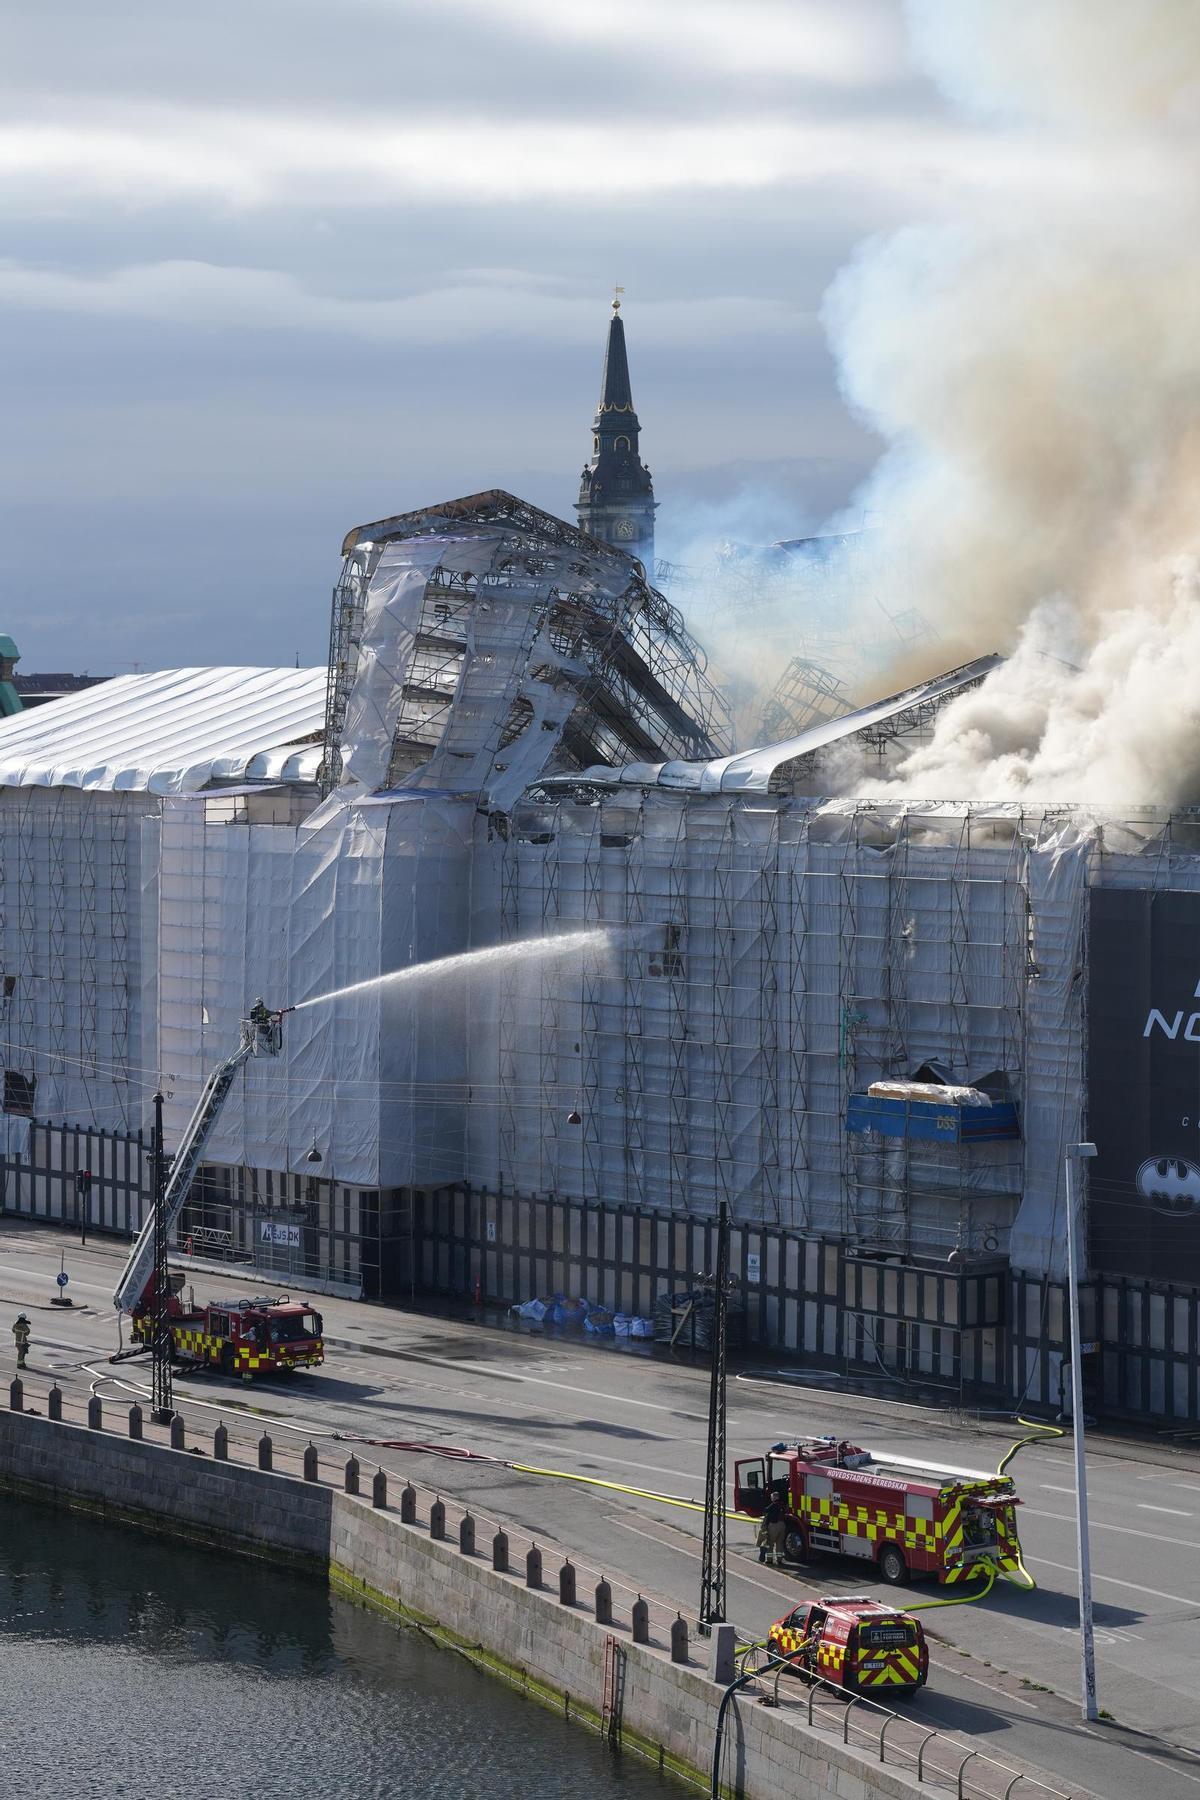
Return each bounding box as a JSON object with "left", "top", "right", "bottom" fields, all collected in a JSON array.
[{"left": 845, "top": 1093, "right": 1020, "bottom": 1144}]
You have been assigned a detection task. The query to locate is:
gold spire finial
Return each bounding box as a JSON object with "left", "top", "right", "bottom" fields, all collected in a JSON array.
[{"left": 612, "top": 284, "right": 624, "bottom": 312}]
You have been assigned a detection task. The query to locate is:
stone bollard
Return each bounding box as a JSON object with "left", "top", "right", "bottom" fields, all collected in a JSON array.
[
  {"left": 632, "top": 1596, "right": 650, "bottom": 1645},
  {"left": 429, "top": 1498, "right": 446, "bottom": 1541},
  {"left": 303, "top": 1443, "right": 319, "bottom": 1483},
  {"left": 558, "top": 1560, "right": 577, "bottom": 1607},
  {"left": 344, "top": 1455, "right": 360, "bottom": 1495},
  {"left": 525, "top": 1545, "right": 542, "bottom": 1589},
  {"left": 214, "top": 1423, "right": 228, "bottom": 1461},
  {"left": 258, "top": 1433, "right": 273, "bottom": 1471},
  {"left": 169, "top": 1414, "right": 185, "bottom": 1450},
  {"left": 372, "top": 1469, "right": 387, "bottom": 1510},
  {"left": 128, "top": 1404, "right": 143, "bottom": 1441},
  {"left": 399, "top": 1483, "right": 416, "bottom": 1523},
  {"left": 48, "top": 1385, "right": 62, "bottom": 1422},
  {"left": 708, "top": 1623, "right": 737, "bottom": 1686},
  {"left": 594, "top": 1579, "right": 612, "bottom": 1626},
  {"left": 9, "top": 1378, "right": 22, "bottom": 1413},
  {"left": 492, "top": 1529, "right": 509, "bottom": 1573},
  {"left": 458, "top": 1513, "right": 475, "bottom": 1556},
  {"left": 87, "top": 1395, "right": 102, "bottom": 1431},
  {"left": 670, "top": 1614, "right": 689, "bottom": 1666}
]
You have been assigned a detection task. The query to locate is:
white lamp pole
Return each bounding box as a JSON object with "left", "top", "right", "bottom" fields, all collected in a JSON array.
[{"left": 1064, "top": 1140, "right": 1098, "bottom": 1723}]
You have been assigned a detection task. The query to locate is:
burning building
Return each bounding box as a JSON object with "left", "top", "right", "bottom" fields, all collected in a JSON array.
[{"left": 0, "top": 489, "right": 1195, "bottom": 1431}]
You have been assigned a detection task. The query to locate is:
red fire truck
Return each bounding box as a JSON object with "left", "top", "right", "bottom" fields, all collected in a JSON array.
[
  {"left": 112, "top": 1005, "right": 325, "bottom": 1383},
  {"left": 734, "top": 1435, "right": 1023, "bottom": 1586},
  {"left": 131, "top": 1285, "right": 324, "bottom": 1380},
  {"left": 768, "top": 1595, "right": 929, "bottom": 1694}
]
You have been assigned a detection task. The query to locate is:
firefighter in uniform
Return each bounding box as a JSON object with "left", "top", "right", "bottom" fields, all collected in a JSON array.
[
  {"left": 12, "top": 1313, "right": 31, "bottom": 1369},
  {"left": 757, "top": 1491, "right": 788, "bottom": 1567}
]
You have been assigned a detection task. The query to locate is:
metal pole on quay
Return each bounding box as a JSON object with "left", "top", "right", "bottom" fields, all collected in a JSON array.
[
  {"left": 698, "top": 1199, "right": 730, "bottom": 1636},
  {"left": 1064, "top": 1140, "right": 1098, "bottom": 1723},
  {"left": 150, "top": 1091, "right": 174, "bottom": 1425}
]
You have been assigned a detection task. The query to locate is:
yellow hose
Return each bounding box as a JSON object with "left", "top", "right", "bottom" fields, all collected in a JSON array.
[{"left": 508, "top": 1461, "right": 742, "bottom": 1518}]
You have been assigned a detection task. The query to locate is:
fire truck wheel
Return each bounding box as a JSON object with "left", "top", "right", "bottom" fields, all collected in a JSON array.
[
  {"left": 783, "top": 1526, "right": 809, "bottom": 1563},
  {"left": 877, "top": 1543, "right": 908, "bottom": 1586},
  {"left": 219, "top": 1344, "right": 235, "bottom": 1377}
]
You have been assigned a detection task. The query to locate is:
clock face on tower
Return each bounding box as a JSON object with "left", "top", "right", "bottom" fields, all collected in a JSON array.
[{"left": 614, "top": 519, "right": 637, "bottom": 541}]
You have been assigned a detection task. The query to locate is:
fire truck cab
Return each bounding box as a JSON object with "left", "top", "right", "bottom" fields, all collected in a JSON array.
[
  {"left": 735, "top": 1435, "right": 1022, "bottom": 1586},
  {"left": 768, "top": 1595, "right": 928, "bottom": 1695},
  {"left": 131, "top": 1280, "right": 324, "bottom": 1380}
]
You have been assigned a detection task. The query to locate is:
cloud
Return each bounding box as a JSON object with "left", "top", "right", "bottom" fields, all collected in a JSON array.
[
  {"left": 0, "top": 259, "right": 807, "bottom": 344},
  {"left": 0, "top": 102, "right": 1137, "bottom": 218},
  {"left": 443, "top": 0, "right": 905, "bottom": 83}
]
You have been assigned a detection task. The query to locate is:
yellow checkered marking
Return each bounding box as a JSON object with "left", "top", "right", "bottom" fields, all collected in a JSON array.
[
  {"left": 802, "top": 1493, "right": 938, "bottom": 1557},
  {"left": 171, "top": 1325, "right": 223, "bottom": 1359},
  {"left": 815, "top": 1640, "right": 845, "bottom": 1675}
]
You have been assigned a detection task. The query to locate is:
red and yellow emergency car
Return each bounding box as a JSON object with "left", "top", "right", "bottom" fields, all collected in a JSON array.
[{"left": 768, "top": 1595, "right": 928, "bottom": 1695}]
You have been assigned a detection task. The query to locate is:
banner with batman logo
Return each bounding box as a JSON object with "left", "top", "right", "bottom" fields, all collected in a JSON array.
[{"left": 1088, "top": 887, "right": 1200, "bottom": 1283}]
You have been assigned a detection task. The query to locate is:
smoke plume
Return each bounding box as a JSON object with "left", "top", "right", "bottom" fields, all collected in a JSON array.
[{"left": 823, "top": 0, "right": 1200, "bottom": 804}]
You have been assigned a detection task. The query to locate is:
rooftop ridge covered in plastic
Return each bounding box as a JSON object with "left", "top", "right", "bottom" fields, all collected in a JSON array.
[
  {"left": 0, "top": 665, "right": 326, "bottom": 794},
  {"left": 532, "top": 653, "right": 1003, "bottom": 798}
]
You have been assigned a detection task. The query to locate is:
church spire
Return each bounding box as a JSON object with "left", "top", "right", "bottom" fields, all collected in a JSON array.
[
  {"left": 598, "top": 297, "right": 635, "bottom": 415},
  {"left": 576, "top": 297, "right": 656, "bottom": 568}
]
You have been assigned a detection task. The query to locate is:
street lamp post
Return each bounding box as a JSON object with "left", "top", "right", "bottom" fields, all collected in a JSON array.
[
  {"left": 1064, "top": 1140, "right": 1098, "bottom": 1723},
  {"left": 698, "top": 1199, "right": 730, "bottom": 1636}
]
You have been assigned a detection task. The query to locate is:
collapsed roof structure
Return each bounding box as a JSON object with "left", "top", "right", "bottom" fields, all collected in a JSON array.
[
  {"left": 319, "top": 490, "right": 731, "bottom": 808},
  {"left": 533, "top": 654, "right": 1002, "bottom": 797}
]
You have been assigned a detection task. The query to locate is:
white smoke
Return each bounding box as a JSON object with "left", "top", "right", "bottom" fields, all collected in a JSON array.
[{"left": 821, "top": 0, "right": 1200, "bottom": 804}]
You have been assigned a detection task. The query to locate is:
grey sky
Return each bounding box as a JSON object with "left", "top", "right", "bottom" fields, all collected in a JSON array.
[{"left": 1, "top": 0, "right": 984, "bottom": 671}]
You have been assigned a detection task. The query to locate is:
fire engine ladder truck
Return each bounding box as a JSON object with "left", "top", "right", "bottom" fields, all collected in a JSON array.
[{"left": 112, "top": 1005, "right": 286, "bottom": 1316}]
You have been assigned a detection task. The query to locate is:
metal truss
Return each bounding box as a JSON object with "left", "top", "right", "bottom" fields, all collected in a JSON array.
[{"left": 755, "top": 657, "right": 850, "bottom": 746}]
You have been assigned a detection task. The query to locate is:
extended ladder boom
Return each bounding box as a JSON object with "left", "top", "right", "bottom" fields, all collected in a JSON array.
[{"left": 113, "top": 1007, "right": 285, "bottom": 1314}]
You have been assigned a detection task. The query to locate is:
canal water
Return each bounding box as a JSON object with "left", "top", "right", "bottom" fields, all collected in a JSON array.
[{"left": 0, "top": 1498, "right": 676, "bottom": 1799}]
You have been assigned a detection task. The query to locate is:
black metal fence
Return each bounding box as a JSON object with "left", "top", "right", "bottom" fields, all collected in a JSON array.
[
  {"left": 408, "top": 1183, "right": 1200, "bottom": 1427},
  {"left": 408, "top": 1185, "right": 1012, "bottom": 1405},
  {"left": 5, "top": 1122, "right": 1198, "bottom": 1427},
  {"left": 0, "top": 1118, "right": 149, "bottom": 1236},
  {"left": 1010, "top": 1268, "right": 1200, "bottom": 1429}
]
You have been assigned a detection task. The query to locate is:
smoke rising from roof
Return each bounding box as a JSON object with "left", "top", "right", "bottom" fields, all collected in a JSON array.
[{"left": 823, "top": 0, "right": 1200, "bottom": 803}]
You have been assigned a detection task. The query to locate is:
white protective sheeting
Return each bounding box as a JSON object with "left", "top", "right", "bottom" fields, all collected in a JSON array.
[
  {"left": 148, "top": 797, "right": 386, "bottom": 1184},
  {"left": 336, "top": 534, "right": 585, "bottom": 811},
  {"left": 0, "top": 667, "right": 326, "bottom": 794},
  {"left": 1008, "top": 818, "right": 1095, "bottom": 1281},
  {"left": 0, "top": 786, "right": 150, "bottom": 1132}
]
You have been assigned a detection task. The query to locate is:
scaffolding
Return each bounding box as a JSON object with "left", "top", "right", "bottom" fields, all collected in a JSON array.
[
  {"left": 0, "top": 787, "right": 144, "bottom": 1135},
  {"left": 755, "top": 658, "right": 850, "bottom": 745},
  {"left": 484, "top": 797, "right": 1035, "bottom": 1267}
]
